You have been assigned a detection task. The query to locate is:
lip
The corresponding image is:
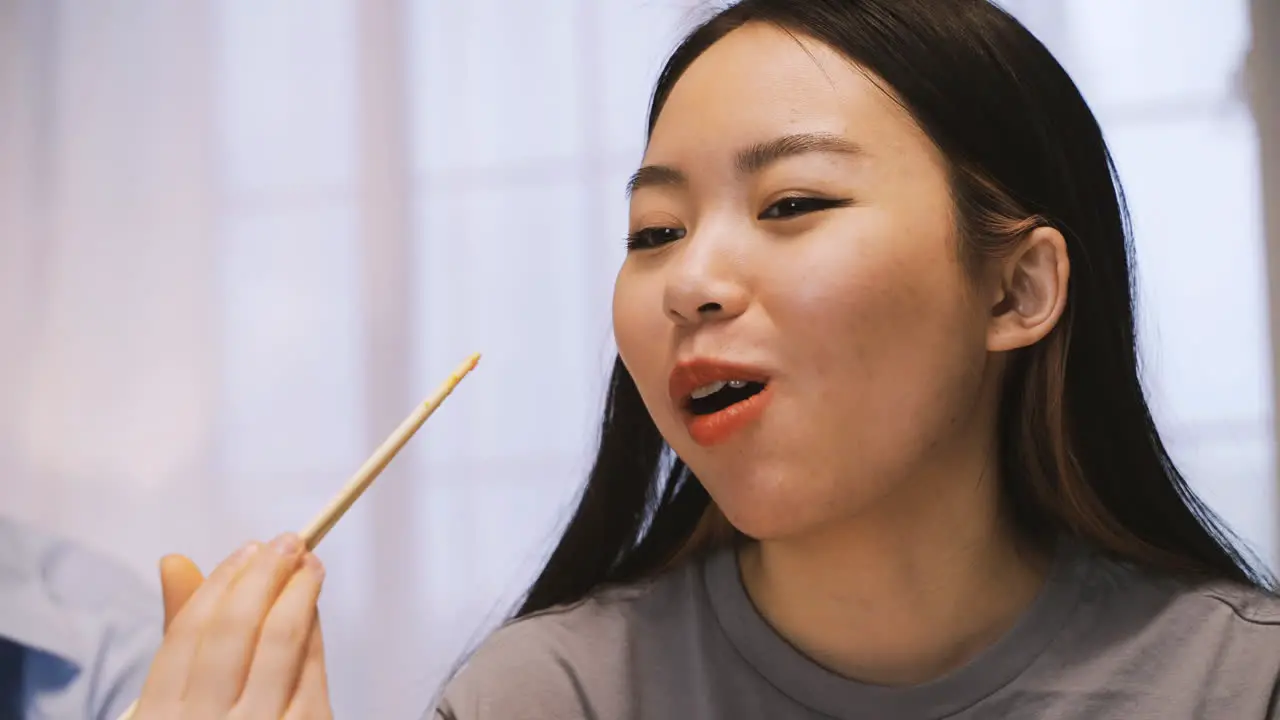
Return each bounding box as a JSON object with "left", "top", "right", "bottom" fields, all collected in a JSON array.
[{"left": 669, "top": 358, "right": 774, "bottom": 446}]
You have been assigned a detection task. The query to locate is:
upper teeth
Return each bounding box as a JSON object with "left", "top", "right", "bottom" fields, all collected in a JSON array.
[{"left": 690, "top": 380, "right": 749, "bottom": 399}]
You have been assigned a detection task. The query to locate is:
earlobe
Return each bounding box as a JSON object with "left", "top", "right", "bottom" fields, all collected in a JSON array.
[{"left": 987, "top": 226, "right": 1069, "bottom": 352}]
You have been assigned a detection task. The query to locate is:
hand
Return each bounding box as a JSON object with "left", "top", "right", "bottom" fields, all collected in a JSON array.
[{"left": 133, "top": 533, "right": 334, "bottom": 719}]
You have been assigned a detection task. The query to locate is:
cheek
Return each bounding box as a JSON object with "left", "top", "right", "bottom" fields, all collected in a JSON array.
[
  {"left": 612, "top": 262, "right": 666, "bottom": 380},
  {"left": 612, "top": 263, "right": 696, "bottom": 443},
  {"left": 776, "top": 221, "right": 957, "bottom": 331},
  {"left": 768, "top": 216, "right": 984, "bottom": 422}
]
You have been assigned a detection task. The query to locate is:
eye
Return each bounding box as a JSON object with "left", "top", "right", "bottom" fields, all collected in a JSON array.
[
  {"left": 625, "top": 226, "right": 686, "bottom": 251},
  {"left": 758, "top": 196, "right": 852, "bottom": 220}
]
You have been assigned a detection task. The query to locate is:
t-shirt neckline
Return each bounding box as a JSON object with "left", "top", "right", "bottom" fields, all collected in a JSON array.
[{"left": 702, "top": 538, "right": 1088, "bottom": 719}]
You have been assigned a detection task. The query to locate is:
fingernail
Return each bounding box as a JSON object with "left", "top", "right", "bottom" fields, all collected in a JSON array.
[
  {"left": 235, "top": 542, "right": 261, "bottom": 561},
  {"left": 270, "top": 533, "right": 301, "bottom": 555},
  {"left": 303, "top": 553, "right": 325, "bottom": 580}
]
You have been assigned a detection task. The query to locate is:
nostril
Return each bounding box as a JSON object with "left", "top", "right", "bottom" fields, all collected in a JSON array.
[{"left": 697, "top": 302, "right": 722, "bottom": 314}]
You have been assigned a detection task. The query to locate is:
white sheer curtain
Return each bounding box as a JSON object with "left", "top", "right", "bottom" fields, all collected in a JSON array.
[
  {"left": 402, "top": 0, "right": 705, "bottom": 701},
  {"left": 0, "top": 0, "right": 698, "bottom": 715},
  {"left": 0, "top": 1, "right": 1273, "bottom": 717}
]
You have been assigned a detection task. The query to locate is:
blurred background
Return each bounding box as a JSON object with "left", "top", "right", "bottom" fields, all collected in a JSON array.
[{"left": 1, "top": 0, "right": 1276, "bottom": 716}]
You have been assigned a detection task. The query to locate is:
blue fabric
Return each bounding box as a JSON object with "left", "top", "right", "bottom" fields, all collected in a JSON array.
[
  {"left": 0, "top": 637, "right": 24, "bottom": 720},
  {"left": 0, "top": 517, "right": 160, "bottom": 719}
]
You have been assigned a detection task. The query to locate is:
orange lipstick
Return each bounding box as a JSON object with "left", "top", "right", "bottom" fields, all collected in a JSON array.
[{"left": 669, "top": 359, "right": 773, "bottom": 447}]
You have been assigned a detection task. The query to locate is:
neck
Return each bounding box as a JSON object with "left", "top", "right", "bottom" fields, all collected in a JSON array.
[{"left": 738, "top": 458, "right": 1050, "bottom": 687}]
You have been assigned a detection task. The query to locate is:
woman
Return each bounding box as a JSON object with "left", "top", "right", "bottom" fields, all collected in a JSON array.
[{"left": 131, "top": 0, "right": 1280, "bottom": 718}]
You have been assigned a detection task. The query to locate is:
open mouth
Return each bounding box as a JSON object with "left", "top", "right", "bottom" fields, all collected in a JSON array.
[
  {"left": 686, "top": 380, "right": 768, "bottom": 416},
  {"left": 669, "top": 359, "right": 774, "bottom": 446}
]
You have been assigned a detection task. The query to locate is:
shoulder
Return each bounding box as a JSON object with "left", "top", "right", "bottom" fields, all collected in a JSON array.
[
  {"left": 1139, "top": 572, "right": 1280, "bottom": 711},
  {"left": 1157, "top": 574, "right": 1280, "bottom": 689},
  {"left": 0, "top": 517, "right": 160, "bottom": 718},
  {"left": 1102, "top": 552, "right": 1280, "bottom": 635},
  {"left": 1182, "top": 576, "right": 1280, "bottom": 647},
  {"left": 36, "top": 527, "right": 157, "bottom": 620},
  {"left": 1076, "top": 552, "right": 1280, "bottom": 688},
  {"left": 1087, "top": 551, "right": 1280, "bottom": 637},
  {"left": 435, "top": 562, "right": 703, "bottom": 720}
]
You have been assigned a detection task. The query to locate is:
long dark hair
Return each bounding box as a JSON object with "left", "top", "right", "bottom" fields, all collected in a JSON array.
[{"left": 517, "top": 0, "right": 1273, "bottom": 617}]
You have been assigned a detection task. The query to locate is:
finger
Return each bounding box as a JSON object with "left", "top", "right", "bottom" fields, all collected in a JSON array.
[
  {"left": 236, "top": 553, "right": 327, "bottom": 718},
  {"left": 136, "top": 542, "right": 262, "bottom": 713},
  {"left": 161, "top": 555, "right": 205, "bottom": 632},
  {"left": 185, "top": 533, "right": 306, "bottom": 711},
  {"left": 282, "top": 613, "right": 333, "bottom": 720}
]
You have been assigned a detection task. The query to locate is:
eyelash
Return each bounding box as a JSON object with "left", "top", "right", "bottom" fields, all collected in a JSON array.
[{"left": 624, "top": 195, "right": 852, "bottom": 251}]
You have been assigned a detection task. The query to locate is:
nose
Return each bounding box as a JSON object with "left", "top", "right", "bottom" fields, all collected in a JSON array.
[{"left": 663, "top": 233, "right": 750, "bottom": 327}]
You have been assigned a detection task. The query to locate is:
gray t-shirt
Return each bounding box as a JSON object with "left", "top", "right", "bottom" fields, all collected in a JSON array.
[{"left": 435, "top": 540, "right": 1280, "bottom": 719}]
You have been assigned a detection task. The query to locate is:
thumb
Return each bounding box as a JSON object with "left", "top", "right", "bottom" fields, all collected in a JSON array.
[{"left": 159, "top": 554, "right": 205, "bottom": 632}]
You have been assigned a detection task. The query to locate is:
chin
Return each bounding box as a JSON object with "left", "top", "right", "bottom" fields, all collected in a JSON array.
[
  {"left": 693, "top": 450, "right": 902, "bottom": 545},
  {"left": 719, "top": 505, "right": 827, "bottom": 543},
  {"left": 697, "top": 469, "right": 834, "bottom": 542}
]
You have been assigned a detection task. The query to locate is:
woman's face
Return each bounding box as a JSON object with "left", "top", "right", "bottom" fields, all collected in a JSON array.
[{"left": 613, "top": 23, "right": 1000, "bottom": 541}]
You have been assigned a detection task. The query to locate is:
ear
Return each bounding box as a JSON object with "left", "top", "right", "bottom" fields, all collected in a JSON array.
[{"left": 986, "top": 226, "right": 1069, "bottom": 352}]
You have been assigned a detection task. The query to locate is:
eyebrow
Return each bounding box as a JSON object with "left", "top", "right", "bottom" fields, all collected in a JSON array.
[{"left": 625, "top": 132, "right": 862, "bottom": 197}]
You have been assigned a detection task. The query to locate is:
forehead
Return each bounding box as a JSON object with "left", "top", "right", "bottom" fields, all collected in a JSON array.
[{"left": 645, "top": 22, "right": 925, "bottom": 166}]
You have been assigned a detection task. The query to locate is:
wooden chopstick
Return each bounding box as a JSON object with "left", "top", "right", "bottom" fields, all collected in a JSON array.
[
  {"left": 300, "top": 351, "right": 480, "bottom": 548},
  {"left": 118, "top": 352, "right": 480, "bottom": 720}
]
